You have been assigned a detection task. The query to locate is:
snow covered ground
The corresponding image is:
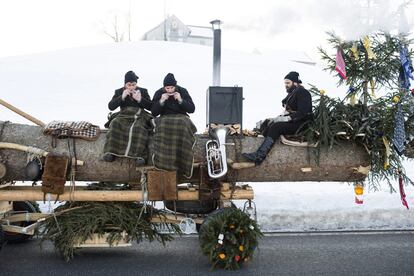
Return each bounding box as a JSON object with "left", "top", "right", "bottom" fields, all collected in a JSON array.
[
  {"left": 1, "top": 41, "right": 413, "bottom": 231},
  {"left": 240, "top": 181, "right": 414, "bottom": 231}
]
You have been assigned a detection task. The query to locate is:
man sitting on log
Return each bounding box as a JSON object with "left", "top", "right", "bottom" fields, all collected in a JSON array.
[
  {"left": 151, "top": 73, "right": 197, "bottom": 178},
  {"left": 243, "top": 71, "right": 313, "bottom": 165},
  {"left": 103, "top": 71, "right": 153, "bottom": 165}
]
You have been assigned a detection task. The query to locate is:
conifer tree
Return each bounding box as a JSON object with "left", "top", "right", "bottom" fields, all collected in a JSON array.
[
  {"left": 318, "top": 32, "right": 412, "bottom": 105},
  {"left": 303, "top": 31, "right": 414, "bottom": 190}
]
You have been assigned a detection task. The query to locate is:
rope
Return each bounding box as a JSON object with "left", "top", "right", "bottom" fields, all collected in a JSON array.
[
  {"left": 26, "top": 146, "right": 46, "bottom": 156},
  {"left": 47, "top": 193, "right": 53, "bottom": 214},
  {"left": 67, "top": 137, "right": 77, "bottom": 202},
  {"left": 138, "top": 169, "right": 148, "bottom": 220},
  {"left": 70, "top": 157, "right": 76, "bottom": 202}
]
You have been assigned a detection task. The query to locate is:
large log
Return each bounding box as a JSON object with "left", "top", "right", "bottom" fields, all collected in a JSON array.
[{"left": 0, "top": 121, "right": 370, "bottom": 183}]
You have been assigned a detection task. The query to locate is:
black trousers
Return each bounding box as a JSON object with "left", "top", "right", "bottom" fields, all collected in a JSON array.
[{"left": 261, "top": 120, "right": 303, "bottom": 141}]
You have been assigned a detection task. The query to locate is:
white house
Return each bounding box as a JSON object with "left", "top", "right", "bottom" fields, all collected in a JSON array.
[{"left": 142, "top": 15, "right": 213, "bottom": 46}]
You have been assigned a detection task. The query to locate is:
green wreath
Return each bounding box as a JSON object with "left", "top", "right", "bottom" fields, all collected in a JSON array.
[{"left": 199, "top": 208, "right": 263, "bottom": 270}]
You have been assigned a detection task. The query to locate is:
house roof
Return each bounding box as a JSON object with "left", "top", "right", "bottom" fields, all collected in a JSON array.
[{"left": 143, "top": 15, "right": 189, "bottom": 37}]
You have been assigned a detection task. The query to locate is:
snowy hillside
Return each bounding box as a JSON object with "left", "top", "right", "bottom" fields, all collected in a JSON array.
[
  {"left": 1, "top": 40, "right": 413, "bottom": 231},
  {"left": 0, "top": 40, "right": 339, "bottom": 130}
]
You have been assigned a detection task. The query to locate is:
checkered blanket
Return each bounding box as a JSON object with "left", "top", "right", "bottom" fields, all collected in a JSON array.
[
  {"left": 151, "top": 114, "right": 197, "bottom": 178},
  {"left": 103, "top": 107, "right": 153, "bottom": 159},
  {"left": 43, "top": 121, "right": 100, "bottom": 141}
]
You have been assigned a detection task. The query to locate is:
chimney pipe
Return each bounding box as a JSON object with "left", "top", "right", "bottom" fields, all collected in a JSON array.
[{"left": 210, "top": 20, "right": 222, "bottom": 86}]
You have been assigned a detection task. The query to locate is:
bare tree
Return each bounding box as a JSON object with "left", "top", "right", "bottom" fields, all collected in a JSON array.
[
  {"left": 102, "top": 15, "right": 125, "bottom": 42},
  {"left": 100, "top": 2, "right": 133, "bottom": 43},
  {"left": 127, "top": 0, "right": 132, "bottom": 42}
]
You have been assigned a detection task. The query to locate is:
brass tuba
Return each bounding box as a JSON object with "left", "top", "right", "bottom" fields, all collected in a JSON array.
[{"left": 206, "top": 126, "right": 230, "bottom": 179}]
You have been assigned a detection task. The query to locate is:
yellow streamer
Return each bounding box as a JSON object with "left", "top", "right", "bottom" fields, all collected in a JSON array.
[
  {"left": 370, "top": 79, "right": 376, "bottom": 99},
  {"left": 383, "top": 137, "right": 391, "bottom": 169},
  {"left": 393, "top": 95, "right": 400, "bottom": 103},
  {"left": 350, "top": 42, "right": 359, "bottom": 60},
  {"left": 363, "top": 36, "right": 376, "bottom": 59},
  {"left": 350, "top": 94, "right": 357, "bottom": 106}
]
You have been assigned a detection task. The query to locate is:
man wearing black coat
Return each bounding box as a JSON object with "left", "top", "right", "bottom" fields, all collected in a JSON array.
[
  {"left": 243, "top": 71, "right": 313, "bottom": 165},
  {"left": 150, "top": 73, "right": 197, "bottom": 178},
  {"left": 103, "top": 71, "right": 153, "bottom": 165},
  {"left": 151, "top": 77, "right": 195, "bottom": 116}
]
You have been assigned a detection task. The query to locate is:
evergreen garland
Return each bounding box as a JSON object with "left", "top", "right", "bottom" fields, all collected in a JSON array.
[
  {"left": 199, "top": 208, "right": 263, "bottom": 270},
  {"left": 298, "top": 87, "right": 414, "bottom": 190},
  {"left": 40, "top": 183, "right": 181, "bottom": 262},
  {"left": 300, "top": 31, "right": 414, "bottom": 190},
  {"left": 318, "top": 32, "right": 410, "bottom": 104}
]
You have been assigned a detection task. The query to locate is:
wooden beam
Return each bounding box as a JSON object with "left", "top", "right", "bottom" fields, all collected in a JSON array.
[
  {"left": 0, "top": 99, "right": 45, "bottom": 127},
  {"left": 0, "top": 186, "right": 253, "bottom": 201},
  {"left": 0, "top": 142, "right": 85, "bottom": 166}
]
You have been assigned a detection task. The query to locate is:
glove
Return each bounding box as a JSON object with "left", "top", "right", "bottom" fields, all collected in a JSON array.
[{"left": 269, "top": 115, "right": 291, "bottom": 123}]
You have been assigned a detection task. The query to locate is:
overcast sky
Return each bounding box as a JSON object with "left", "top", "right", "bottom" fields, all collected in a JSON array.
[{"left": 0, "top": 0, "right": 413, "bottom": 60}]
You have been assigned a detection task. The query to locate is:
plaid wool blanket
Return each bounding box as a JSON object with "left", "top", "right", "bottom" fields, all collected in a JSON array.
[
  {"left": 43, "top": 121, "right": 100, "bottom": 141},
  {"left": 151, "top": 114, "right": 197, "bottom": 178},
  {"left": 103, "top": 107, "right": 153, "bottom": 159}
]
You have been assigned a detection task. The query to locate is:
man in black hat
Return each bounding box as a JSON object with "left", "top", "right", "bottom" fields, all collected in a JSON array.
[
  {"left": 103, "top": 71, "right": 153, "bottom": 165},
  {"left": 151, "top": 73, "right": 197, "bottom": 178},
  {"left": 243, "top": 71, "right": 312, "bottom": 165}
]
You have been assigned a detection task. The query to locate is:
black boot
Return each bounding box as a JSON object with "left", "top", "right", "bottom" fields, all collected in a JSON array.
[{"left": 242, "top": 137, "right": 274, "bottom": 165}]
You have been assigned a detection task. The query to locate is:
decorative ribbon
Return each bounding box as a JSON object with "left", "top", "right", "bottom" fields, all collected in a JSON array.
[
  {"left": 335, "top": 47, "right": 347, "bottom": 80},
  {"left": 370, "top": 79, "right": 376, "bottom": 99},
  {"left": 392, "top": 102, "right": 406, "bottom": 155},
  {"left": 363, "top": 36, "right": 376, "bottom": 59},
  {"left": 382, "top": 136, "right": 391, "bottom": 169},
  {"left": 350, "top": 42, "right": 359, "bottom": 60},
  {"left": 348, "top": 86, "right": 356, "bottom": 106},
  {"left": 398, "top": 173, "right": 409, "bottom": 210},
  {"left": 350, "top": 94, "right": 357, "bottom": 106},
  {"left": 399, "top": 45, "right": 414, "bottom": 90}
]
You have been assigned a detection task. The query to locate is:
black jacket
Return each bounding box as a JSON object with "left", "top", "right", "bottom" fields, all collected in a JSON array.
[
  {"left": 151, "top": 85, "right": 195, "bottom": 116},
  {"left": 282, "top": 86, "right": 312, "bottom": 122},
  {"left": 108, "top": 87, "right": 152, "bottom": 111}
]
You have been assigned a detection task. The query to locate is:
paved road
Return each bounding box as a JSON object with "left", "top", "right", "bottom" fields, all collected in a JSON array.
[{"left": 1, "top": 231, "right": 413, "bottom": 275}]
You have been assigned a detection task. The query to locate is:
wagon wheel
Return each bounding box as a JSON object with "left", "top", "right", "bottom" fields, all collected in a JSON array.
[
  {"left": 4, "top": 201, "right": 39, "bottom": 243},
  {"left": 164, "top": 199, "right": 218, "bottom": 215}
]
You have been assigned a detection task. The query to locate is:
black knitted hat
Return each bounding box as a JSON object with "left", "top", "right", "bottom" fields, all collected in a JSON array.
[
  {"left": 284, "top": 71, "right": 300, "bottom": 83},
  {"left": 163, "top": 73, "right": 177, "bottom": 87},
  {"left": 124, "top": 71, "right": 138, "bottom": 84}
]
